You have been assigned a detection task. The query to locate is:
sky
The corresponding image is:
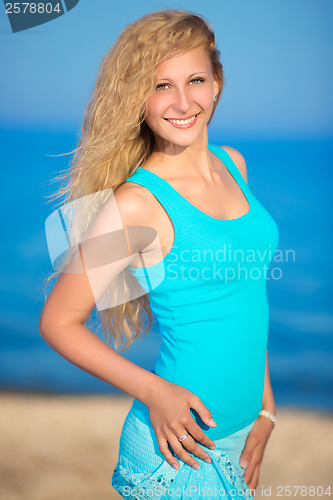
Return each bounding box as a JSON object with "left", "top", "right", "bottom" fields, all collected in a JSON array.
[{"left": 0, "top": 0, "right": 332, "bottom": 140}]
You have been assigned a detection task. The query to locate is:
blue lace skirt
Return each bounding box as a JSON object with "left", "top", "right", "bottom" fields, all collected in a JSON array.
[{"left": 112, "top": 406, "right": 255, "bottom": 499}]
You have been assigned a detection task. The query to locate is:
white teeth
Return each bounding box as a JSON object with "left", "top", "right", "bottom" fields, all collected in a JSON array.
[{"left": 167, "top": 114, "right": 198, "bottom": 125}]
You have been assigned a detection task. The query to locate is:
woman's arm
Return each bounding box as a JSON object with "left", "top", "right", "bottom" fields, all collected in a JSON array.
[
  {"left": 239, "top": 350, "right": 276, "bottom": 490},
  {"left": 261, "top": 350, "right": 276, "bottom": 416},
  {"left": 39, "top": 184, "right": 217, "bottom": 470},
  {"left": 39, "top": 185, "right": 163, "bottom": 404},
  {"left": 39, "top": 277, "right": 165, "bottom": 406}
]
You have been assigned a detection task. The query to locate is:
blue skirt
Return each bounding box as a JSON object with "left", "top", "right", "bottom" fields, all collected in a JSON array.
[{"left": 112, "top": 406, "right": 255, "bottom": 499}]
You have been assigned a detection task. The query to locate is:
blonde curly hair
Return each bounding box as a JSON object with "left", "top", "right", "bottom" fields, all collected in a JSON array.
[{"left": 43, "top": 9, "right": 224, "bottom": 352}]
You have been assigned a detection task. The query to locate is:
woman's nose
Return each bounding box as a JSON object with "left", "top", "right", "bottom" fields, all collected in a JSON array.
[{"left": 173, "top": 88, "right": 192, "bottom": 113}]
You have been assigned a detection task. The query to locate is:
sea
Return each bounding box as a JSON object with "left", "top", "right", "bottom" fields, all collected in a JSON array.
[{"left": 0, "top": 127, "right": 332, "bottom": 412}]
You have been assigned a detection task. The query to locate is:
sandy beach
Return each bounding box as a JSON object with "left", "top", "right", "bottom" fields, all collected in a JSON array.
[{"left": 0, "top": 392, "right": 332, "bottom": 500}]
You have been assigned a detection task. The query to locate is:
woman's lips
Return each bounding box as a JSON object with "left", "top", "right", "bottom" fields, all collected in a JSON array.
[{"left": 164, "top": 113, "right": 200, "bottom": 129}]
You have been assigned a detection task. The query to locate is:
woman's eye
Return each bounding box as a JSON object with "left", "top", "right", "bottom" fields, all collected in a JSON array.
[
  {"left": 190, "top": 77, "right": 205, "bottom": 84},
  {"left": 156, "top": 83, "right": 169, "bottom": 91}
]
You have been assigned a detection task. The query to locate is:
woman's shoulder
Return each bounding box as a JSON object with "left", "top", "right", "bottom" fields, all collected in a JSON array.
[
  {"left": 217, "top": 145, "right": 248, "bottom": 184},
  {"left": 113, "top": 178, "right": 156, "bottom": 227}
]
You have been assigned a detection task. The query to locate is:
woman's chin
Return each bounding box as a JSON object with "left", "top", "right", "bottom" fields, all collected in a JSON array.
[{"left": 155, "top": 130, "right": 207, "bottom": 150}]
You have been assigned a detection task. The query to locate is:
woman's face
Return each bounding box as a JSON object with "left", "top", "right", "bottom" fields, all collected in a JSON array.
[{"left": 145, "top": 46, "right": 219, "bottom": 150}]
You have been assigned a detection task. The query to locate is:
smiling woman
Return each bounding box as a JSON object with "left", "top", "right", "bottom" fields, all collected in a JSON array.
[
  {"left": 145, "top": 47, "right": 219, "bottom": 144},
  {"left": 40, "top": 9, "right": 279, "bottom": 500}
]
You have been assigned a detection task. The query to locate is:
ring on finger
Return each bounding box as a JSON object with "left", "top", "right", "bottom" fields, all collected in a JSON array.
[{"left": 178, "top": 434, "right": 188, "bottom": 442}]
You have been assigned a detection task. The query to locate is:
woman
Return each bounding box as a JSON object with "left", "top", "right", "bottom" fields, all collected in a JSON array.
[{"left": 40, "top": 9, "right": 279, "bottom": 499}]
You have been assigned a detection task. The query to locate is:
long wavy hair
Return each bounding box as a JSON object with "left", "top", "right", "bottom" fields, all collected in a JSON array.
[{"left": 43, "top": 9, "right": 224, "bottom": 352}]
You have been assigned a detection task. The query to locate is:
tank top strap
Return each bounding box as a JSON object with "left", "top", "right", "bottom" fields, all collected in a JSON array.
[
  {"left": 208, "top": 144, "right": 252, "bottom": 197},
  {"left": 123, "top": 167, "right": 185, "bottom": 234}
]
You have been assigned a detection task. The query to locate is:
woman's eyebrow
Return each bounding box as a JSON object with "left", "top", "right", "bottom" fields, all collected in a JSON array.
[{"left": 156, "top": 71, "right": 207, "bottom": 81}]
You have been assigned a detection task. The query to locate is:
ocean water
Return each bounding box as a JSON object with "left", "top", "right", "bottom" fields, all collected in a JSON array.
[{"left": 0, "top": 128, "right": 332, "bottom": 412}]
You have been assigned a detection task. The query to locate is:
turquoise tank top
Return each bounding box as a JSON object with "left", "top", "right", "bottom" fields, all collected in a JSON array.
[{"left": 124, "top": 144, "right": 279, "bottom": 439}]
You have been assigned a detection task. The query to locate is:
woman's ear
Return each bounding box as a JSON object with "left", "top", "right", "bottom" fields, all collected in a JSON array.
[{"left": 213, "top": 78, "right": 220, "bottom": 97}]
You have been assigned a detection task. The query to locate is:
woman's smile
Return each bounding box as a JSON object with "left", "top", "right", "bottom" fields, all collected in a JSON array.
[{"left": 164, "top": 112, "right": 200, "bottom": 128}]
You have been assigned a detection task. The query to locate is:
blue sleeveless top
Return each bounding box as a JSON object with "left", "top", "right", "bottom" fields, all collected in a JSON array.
[{"left": 124, "top": 144, "right": 279, "bottom": 439}]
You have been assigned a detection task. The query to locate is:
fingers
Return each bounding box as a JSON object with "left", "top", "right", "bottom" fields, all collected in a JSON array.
[
  {"left": 168, "top": 431, "right": 212, "bottom": 470},
  {"left": 157, "top": 429, "right": 213, "bottom": 470},
  {"left": 149, "top": 387, "right": 219, "bottom": 470},
  {"left": 246, "top": 463, "right": 261, "bottom": 491},
  {"left": 157, "top": 436, "right": 181, "bottom": 470},
  {"left": 186, "top": 420, "right": 216, "bottom": 451},
  {"left": 243, "top": 449, "right": 263, "bottom": 489},
  {"left": 189, "top": 394, "right": 217, "bottom": 430}
]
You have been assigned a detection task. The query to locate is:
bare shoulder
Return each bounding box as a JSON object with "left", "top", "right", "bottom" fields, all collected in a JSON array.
[
  {"left": 108, "top": 180, "right": 162, "bottom": 257},
  {"left": 113, "top": 180, "right": 154, "bottom": 226},
  {"left": 219, "top": 145, "right": 248, "bottom": 184}
]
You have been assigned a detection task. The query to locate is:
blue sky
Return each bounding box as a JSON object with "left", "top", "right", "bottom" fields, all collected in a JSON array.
[{"left": 0, "top": 0, "right": 332, "bottom": 140}]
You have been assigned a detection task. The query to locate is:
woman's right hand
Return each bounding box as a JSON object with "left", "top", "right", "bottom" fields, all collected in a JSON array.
[{"left": 147, "top": 380, "right": 217, "bottom": 470}]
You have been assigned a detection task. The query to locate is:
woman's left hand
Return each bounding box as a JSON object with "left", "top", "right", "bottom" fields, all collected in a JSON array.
[{"left": 238, "top": 416, "right": 274, "bottom": 491}]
